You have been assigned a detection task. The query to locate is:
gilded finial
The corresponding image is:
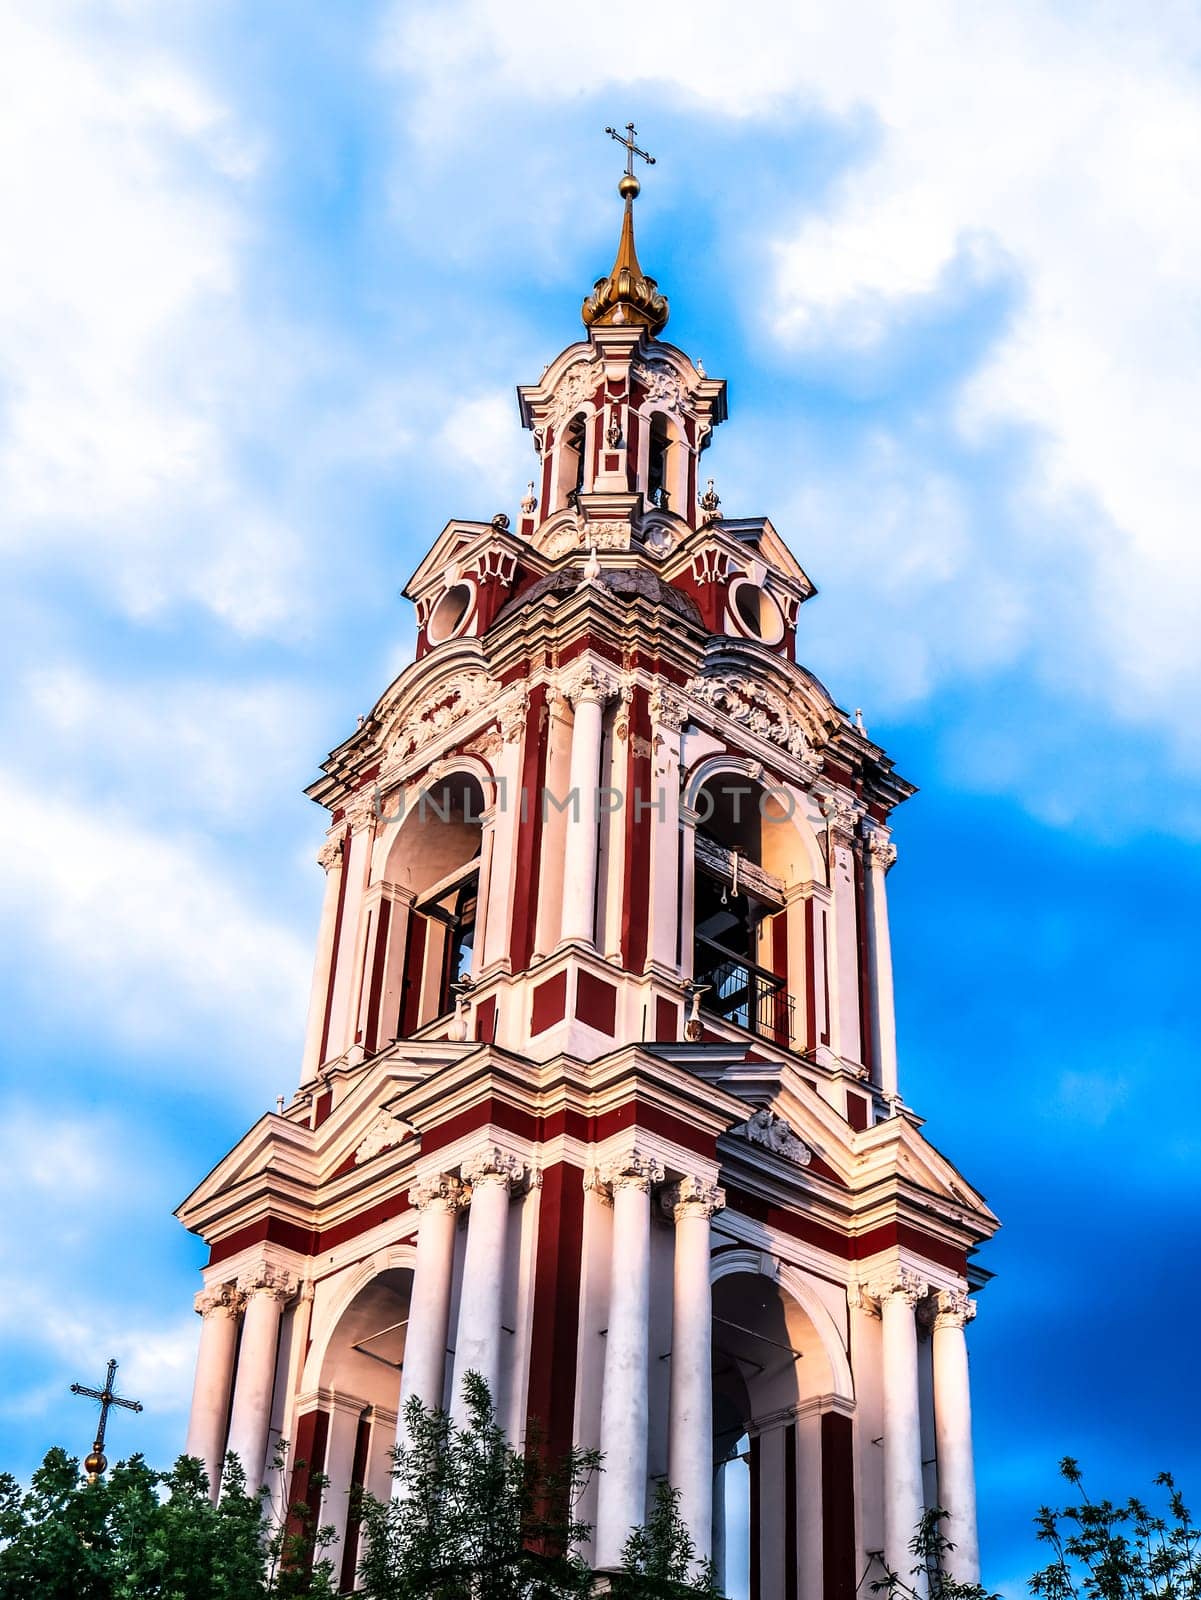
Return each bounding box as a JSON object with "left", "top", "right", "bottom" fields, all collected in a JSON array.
[{"left": 582, "top": 122, "right": 669, "bottom": 337}]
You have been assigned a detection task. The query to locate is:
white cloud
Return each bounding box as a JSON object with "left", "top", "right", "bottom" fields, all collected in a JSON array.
[
  {"left": 0, "top": 770, "right": 311, "bottom": 1057},
  {"left": 382, "top": 0, "right": 1201, "bottom": 783}
]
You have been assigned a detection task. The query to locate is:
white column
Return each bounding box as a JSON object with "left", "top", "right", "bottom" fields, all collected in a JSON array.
[
  {"left": 863, "top": 830, "right": 899, "bottom": 1101},
  {"left": 226, "top": 1265, "right": 297, "bottom": 1491},
  {"left": 924, "top": 1290, "right": 980, "bottom": 1584},
  {"left": 301, "top": 836, "right": 345, "bottom": 1081},
  {"left": 481, "top": 697, "right": 527, "bottom": 967},
  {"left": 449, "top": 1147, "right": 525, "bottom": 1426},
  {"left": 184, "top": 1284, "right": 244, "bottom": 1498},
  {"left": 321, "top": 1394, "right": 365, "bottom": 1580},
  {"left": 595, "top": 1150, "right": 665, "bottom": 1570},
  {"left": 647, "top": 689, "right": 685, "bottom": 972},
  {"left": 560, "top": 669, "right": 612, "bottom": 947},
  {"left": 822, "top": 797, "right": 862, "bottom": 1064},
  {"left": 870, "top": 1272, "right": 929, "bottom": 1597},
  {"left": 664, "top": 1176, "right": 725, "bottom": 1568},
  {"left": 396, "top": 1175, "right": 466, "bottom": 1444}
]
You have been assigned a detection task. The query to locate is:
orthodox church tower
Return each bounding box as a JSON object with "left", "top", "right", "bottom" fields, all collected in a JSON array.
[{"left": 178, "top": 135, "right": 997, "bottom": 1600}]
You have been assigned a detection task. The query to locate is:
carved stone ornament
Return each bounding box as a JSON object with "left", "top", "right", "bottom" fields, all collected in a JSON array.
[
  {"left": 499, "top": 686, "right": 530, "bottom": 745},
  {"left": 236, "top": 1263, "right": 298, "bottom": 1302},
  {"left": 632, "top": 358, "right": 693, "bottom": 417},
  {"left": 865, "top": 830, "right": 898, "bottom": 872},
  {"left": 562, "top": 662, "right": 620, "bottom": 707},
  {"left": 822, "top": 795, "right": 861, "bottom": 861},
  {"left": 354, "top": 1109, "right": 412, "bottom": 1164},
  {"left": 736, "top": 1107, "right": 812, "bottom": 1166},
  {"left": 544, "top": 356, "right": 602, "bottom": 434},
  {"left": 919, "top": 1288, "right": 977, "bottom": 1332},
  {"left": 649, "top": 685, "right": 688, "bottom": 732},
  {"left": 685, "top": 672, "right": 813, "bottom": 762},
  {"left": 661, "top": 1176, "right": 726, "bottom": 1222},
  {"left": 461, "top": 1144, "right": 527, "bottom": 1190},
  {"left": 317, "top": 835, "right": 344, "bottom": 871},
  {"left": 853, "top": 1269, "right": 930, "bottom": 1315},
  {"left": 409, "top": 1173, "right": 468, "bottom": 1214},
  {"left": 386, "top": 671, "right": 501, "bottom": 764},
  {"left": 587, "top": 1148, "right": 666, "bottom": 1201},
  {"left": 194, "top": 1283, "right": 244, "bottom": 1319},
  {"left": 345, "top": 791, "right": 379, "bottom": 834}
]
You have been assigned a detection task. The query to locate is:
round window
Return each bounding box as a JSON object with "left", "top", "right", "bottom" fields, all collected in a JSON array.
[
  {"left": 427, "top": 581, "right": 475, "bottom": 644},
  {"left": 728, "top": 578, "right": 785, "bottom": 645}
]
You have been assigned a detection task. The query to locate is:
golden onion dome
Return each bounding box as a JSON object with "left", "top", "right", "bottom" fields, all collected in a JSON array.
[{"left": 582, "top": 176, "right": 669, "bottom": 337}]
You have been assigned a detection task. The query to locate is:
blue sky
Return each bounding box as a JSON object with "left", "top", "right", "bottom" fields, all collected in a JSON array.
[{"left": 1, "top": 0, "right": 1199, "bottom": 1588}]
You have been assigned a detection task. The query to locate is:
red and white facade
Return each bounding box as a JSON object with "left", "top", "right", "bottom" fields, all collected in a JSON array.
[{"left": 178, "top": 187, "right": 997, "bottom": 1599}]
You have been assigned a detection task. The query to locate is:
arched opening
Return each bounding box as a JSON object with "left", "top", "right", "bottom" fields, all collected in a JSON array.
[
  {"left": 647, "top": 410, "right": 671, "bottom": 508},
  {"left": 310, "top": 1267, "right": 414, "bottom": 1592},
  {"left": 556, "top": 411, "right": 588, "bottom": 510},
  {"left": 712, "top": 1269, "right": 839, "bottom": 1600},
  {"left": 728, "top": 578, "right": 785, "bottom": 646},
  {"left": 385, "top": 771, "right": 485, "bottom": 1036},
  {"left": 428, "top": 581, "right": 475, "bottom": 645},
  {"left": 693, "top": 774, "right": 793, "bottom": 1046}
]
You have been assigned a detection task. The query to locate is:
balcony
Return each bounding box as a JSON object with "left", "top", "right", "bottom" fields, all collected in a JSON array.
[{"left": 694, "top": 933, "right": 795, "bottom": 1048}]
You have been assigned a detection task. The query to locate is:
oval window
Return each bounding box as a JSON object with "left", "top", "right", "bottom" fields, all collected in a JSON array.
[
  {"left": 428, "top": 581, "right": 475, "bottom": 644},
  {"left": 728, "top": 578, "right": 785, "bottom": 645}
]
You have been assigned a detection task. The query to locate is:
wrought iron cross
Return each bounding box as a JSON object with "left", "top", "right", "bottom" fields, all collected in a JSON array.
[
  {"left": 70, "top": 1357, "right": 143, "bottom": 1483},
  {"left": 605, "top": 121, "right": 655, "bottom": 176}
]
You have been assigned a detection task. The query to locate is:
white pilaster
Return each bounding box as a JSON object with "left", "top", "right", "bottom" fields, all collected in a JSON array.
[
  {"left": 863, "top": 829, "right": 899, "bottom": 1100},
  {"left": 664, "top": 1176, "right": 725, "bottom": 1568},
  {"left": 396, "top": 1174, "right": 466, "bottom": 1451},
  {"left": 863, "top": 1271, "right": 929, "bottom": 1596},
  {"left": 594, "top": 1149, "right": 665, "bottom": 1570},
  {"left": 184, "top": 1284, "right": 244, "bottom": 1499},
  {"left": 301, "top": 836, "right": 345, "bottom": 1080},
  {"left": 648, "top": 688, "right": 686, "bottom": 972},
  {"left": 321, "top": 1393, "right": 366, "bottom": 1581},
  {"left": 560, "top": 668, "right": 613, "bottom": 947},
  {"left": 226, "top": 1265, "right": 297, "bottom": 1491},
  {"left": 924, "top": 1290, "right": 980, "bottom": 1584},
  {"left": 481, "top": 702, "right": 527, "bottom": 967},
  {"left": 450, "top": 1147, "right": 525, "bottom": 1426}
]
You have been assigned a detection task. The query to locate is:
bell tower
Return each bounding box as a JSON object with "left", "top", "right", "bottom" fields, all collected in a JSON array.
[{"left": 177, "top": 134, "right": 997, "bottom": 1599}]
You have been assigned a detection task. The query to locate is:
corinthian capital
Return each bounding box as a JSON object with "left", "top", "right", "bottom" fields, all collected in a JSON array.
[
  {"left": 562, "top": 661, "right": 619, "bottom": 708},
  {"left": 461, "top": 1144, "right": 527, "bottom": 1190},
  {"left": 864, "top": 829, "right": 898, "bottom": 873},
  {"left": 649, "top": 685, "right": 688, "bottom": 732},
  {"left": 317, "top": 835, "right": 344, "bottom": 871},
  {"left": 588, "top": 1148, "right": 666, "bottom": 1201},
  {"left": 920, "top": 1288, "right": 977, "bottom": 1331},
  {"left": 236, "top": 1263, "right": 298, "bottom": 1302},
  {"left": 853, "top": 1268, "right": 930, "bottom": 1315},
  {"left": 661, "top": 1176, "right": 726, "bottom": 1222},
  {"left": 194, "top": 1283, "right": 244, "bottom": 1319},
  {"left": 409, "top": 1172, "right": 468, "bottom": 1214}
]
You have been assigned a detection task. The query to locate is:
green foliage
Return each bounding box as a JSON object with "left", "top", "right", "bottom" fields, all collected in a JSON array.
[
  {"left": 357, "top": 1370, "right": 599, "bottom": 1599},
  {"left": 869, "top": 1507, "right": 998, "bottom": 1600},
  {"left": 0, "top": 1444, "right": 335, "bottom": 1600},
  {"left": 1030, "top": 1460, "right": 1201, "bottom": 1600},
  {"left": 612, "top": 1480, "right": 722, "bottom": 1600}
]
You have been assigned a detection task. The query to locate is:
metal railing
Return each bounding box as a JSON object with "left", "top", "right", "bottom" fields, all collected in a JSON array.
[{"left": 694, "top": 935, "right": 795, "bottom": 1046}]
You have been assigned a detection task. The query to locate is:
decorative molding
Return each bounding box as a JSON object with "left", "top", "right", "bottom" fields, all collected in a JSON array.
[
  {"left": 317, "top": 835, "right": 344, "bottom": 871},
  {"left": 685, "top": 671, "right": 813, "bottom": 762},
  {"left": 461, "top": 1144, "right": 527, "bottom": 1190},
  {"left": 499, "top": 687, "right": 530, "bottom": 745},
  {"left": 864, "top": 829, "right": 898, "bottom": 873},
  {"left": 409, "top": 1173, "right": 468, "bottom": 1214},
  {"left": 733, "top": 1107, "right": 811, "bottom": 1165},
  {"left": 544, "top": 356, "right": 602, "bottom": 434},
  {"left": 194, "top": 1284, "right": 244, "bottom": 1319},
  {"left": 632, "top": 358, "right": 693, "bottom": 417},
  {"left": 661, "top": 1176, "right": 726, "bottom": 1222},
  {"left": 354, "top": 1110, "right": 412, "bottom": 1165},
  {"left": 649, "top": 685, "right": 688, "bottom": 732},
  {"left": 236, "top": 1263, "right": 298, "bottom": 1302},
  {"left": 920, "top": 1288, "right": 977, "bottom": 1332},
  {"left": 387, "top": 671, "right": 501, "bottom": 764}
]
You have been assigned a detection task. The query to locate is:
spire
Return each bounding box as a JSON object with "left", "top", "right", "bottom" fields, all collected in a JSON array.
[{"left": 582, "top": 123, "right": 669, "bottom": 337}]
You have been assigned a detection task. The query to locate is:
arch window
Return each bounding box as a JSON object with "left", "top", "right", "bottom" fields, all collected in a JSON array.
[
  {"left": 647, "top": 410, "right": 670, "bottom": 508},
  {"left": 693, "top": 774, "right": 792, "bottom": 1045},
  {"left": 727, "top": 577, "right": 785, "bottom": 646},
  {"left": 556, "top": 412, "right": 588, "bottom": 511},
  {"left": 427, "top": 581, "right": 475, "bottom": 645}
]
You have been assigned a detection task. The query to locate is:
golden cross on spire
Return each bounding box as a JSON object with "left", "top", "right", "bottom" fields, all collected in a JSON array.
[
  {"left": 70, "top": 1357, "right": 143, "bottom": 1484},
  {"left": 605, "top": 121, "right": 656, "bottom": 182}
]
